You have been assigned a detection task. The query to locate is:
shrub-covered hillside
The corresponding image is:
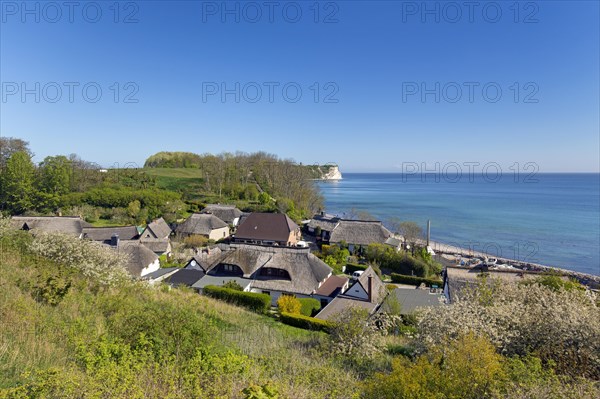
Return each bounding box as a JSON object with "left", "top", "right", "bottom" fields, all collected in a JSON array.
[
  {"left": 1, "top": 218, "right": 599, "bottom": 398},
  {"left": 0, "top": 222, "right": 357, "bottom": 398}
]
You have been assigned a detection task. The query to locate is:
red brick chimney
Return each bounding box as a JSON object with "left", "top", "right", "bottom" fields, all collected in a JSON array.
[{"left": 367, "top": 275, "right": 373, "bottom": 302}]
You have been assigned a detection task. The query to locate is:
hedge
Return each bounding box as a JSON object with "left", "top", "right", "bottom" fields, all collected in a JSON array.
[
  {"left": 298, "top": 298, "right": 321, "bottom": 317},
  {"left": 280, "top": 312, "right": 332, "bottom": 333},
  {"left": 203, "top": 285, "right": 271, "bottom": 313},
  {"left": 390, "top": 273, "right": 443, "bottom": 287},
  {"left": 345, "top": 263, "right": 368, "bottom": 274}
]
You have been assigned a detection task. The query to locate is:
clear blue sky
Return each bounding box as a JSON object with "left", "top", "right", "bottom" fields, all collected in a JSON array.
[{"left": 1, "top": 0, "right": 599, "bottom": 172}]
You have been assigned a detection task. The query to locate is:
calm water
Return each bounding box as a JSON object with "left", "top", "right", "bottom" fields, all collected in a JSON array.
[{"left": 317, "top": 173, "right": 600, "bottom": 276}]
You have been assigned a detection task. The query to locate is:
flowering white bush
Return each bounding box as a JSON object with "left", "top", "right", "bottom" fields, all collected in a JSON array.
[
  {"left": 28, "top": 232, "right": 129, "bottom": 286},
  {"left": 418, "top": 278, "right": 600, "bottom": 379}
]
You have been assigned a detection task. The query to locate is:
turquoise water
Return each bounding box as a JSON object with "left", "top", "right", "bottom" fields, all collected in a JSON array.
[{"left": 317, "top": 173, "right": 600, "bottom": 276}]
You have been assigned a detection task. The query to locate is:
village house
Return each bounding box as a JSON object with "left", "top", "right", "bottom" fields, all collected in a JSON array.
[
  {"left": 312, "top": 274, "right": 349, "bottom": 308},
  {"left": 329, "top": 220, "right": 393, "bottom": 252},
  {"left": 114, "top": 240, "right": 160, "bottom": 278},
  {"left": 140, "top": 217, "right": 172, "bottom": 255},
  {"left": 315, "top": 266, "right": 387, "bottom": 321},
  {"left": 234, "top": 212, "right": 301, "bottom": 246},
  {"left": 307, "top": 213, "right": 341, "bottom": 241},
  {"left": 190, "top": 243, "right": 337, "bottom": 305},
  {"left": 175, "top": 213, "right": 230, "bottom": 241},
  {"left": 11, "top": 216, "right": 91, "bottom": 237},
  {"left": 201, "top": 204, "right": 244, "bottom": 227},
  {"left": 82, "top": 226, "right": 140, "bottom": 244}
]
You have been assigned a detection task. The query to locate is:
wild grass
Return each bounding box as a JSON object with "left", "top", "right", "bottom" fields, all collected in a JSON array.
[{"left": 0, "top": 232, "right": 360, "bottom": 398}]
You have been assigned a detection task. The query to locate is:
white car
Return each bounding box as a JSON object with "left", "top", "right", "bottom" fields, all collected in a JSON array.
[{"left": 352, "top": 270, "right": 364, "bottom": 280}]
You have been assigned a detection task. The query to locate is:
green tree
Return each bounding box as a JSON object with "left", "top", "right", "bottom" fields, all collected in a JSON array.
[
  {"left": 38, "top": 155, "right": 72, "bottom": 196},
  {"left": 399, "top": 221, "right": 423, "bottom": 254},
  {"left": 0, "top": 136, "right": 32, "bottom": 167},
  {"left": 1, "top": 151, "right": 36, "bottom": 213}
]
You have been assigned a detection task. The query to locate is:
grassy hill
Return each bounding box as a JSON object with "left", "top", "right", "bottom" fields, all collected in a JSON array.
[
  {"left": 0, "top": 226, "right": 358, "bottom": 398},
  {"left": 143, "top": 168, "right": 205, "bottom": 193}
]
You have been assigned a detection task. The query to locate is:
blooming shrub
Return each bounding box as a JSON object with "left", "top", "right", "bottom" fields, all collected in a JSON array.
[
  {"left": 418, "top": 278, "right": 600, "bottom": 379},
  {"left": 28, "top": 232, "right": 129, "bottom": 286}
]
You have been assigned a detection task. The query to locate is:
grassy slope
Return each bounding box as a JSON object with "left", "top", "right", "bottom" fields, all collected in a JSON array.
[
  {"left": 0, "top": 232, "right": 358, "bottom": 398},
  {"left": 143, "top": 168, "right": 205, "bottom": 193}
]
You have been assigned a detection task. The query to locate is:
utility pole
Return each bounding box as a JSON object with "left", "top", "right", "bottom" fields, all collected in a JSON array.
[{"left": 427, "top": 220, "right": 431, "bottom": 247}]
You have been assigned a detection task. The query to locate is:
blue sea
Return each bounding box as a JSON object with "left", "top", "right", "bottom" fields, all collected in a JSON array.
[{"left": 317, "top": 173, "right": 600, "bottom": 276}]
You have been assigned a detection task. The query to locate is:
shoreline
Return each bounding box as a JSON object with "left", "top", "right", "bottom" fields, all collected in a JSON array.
[{"left": 427, "top": 239, "right": 600, "bottom": 287}]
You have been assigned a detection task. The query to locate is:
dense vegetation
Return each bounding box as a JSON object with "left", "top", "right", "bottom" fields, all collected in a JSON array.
[
  {"left": 0, "top": 138, "right": 323, "bottom": 224},
  {"left": 143, "top": 151, "right": 323, "bottom": 221},
  {"left": 0, "top": 219, "right": 599, "bottom": 398}
]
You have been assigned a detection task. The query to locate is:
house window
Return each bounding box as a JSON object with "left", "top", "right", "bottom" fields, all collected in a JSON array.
[
  {"left": 221, "top": 264, "right": 242, "bottom": 275},
  {"left": 262, "top": 291, "right": 270, "bottom": 296},
  {"left": 259, "top": 268, "right": 290, "bottom": 280}
]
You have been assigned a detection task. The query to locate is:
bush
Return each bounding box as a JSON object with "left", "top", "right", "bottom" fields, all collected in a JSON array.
[
  {"left": 279, "top": 312, "right": 332, "bottom": 333},
  {"left": 222, "top": 280, "right": 243, "bottom": 291},
  {"left": 203, "top": 285, "right": 271, "bottom": 314},
  {"left": 183, "top": 234, "right": 210, "bottom": 248},
  {"left": 390, "top": 273, "right": 442, "bottom": 287},
  {"left": 345, "top": 263, "right": 368, "bottom": 274},
  {"left": 277, "top": 295, "right": 301, "bottom": 314},
  {"left": 298, "top": 298, "right": 321, "bottom": 316}
]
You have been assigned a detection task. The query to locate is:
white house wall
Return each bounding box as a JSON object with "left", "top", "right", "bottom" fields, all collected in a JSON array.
[
  {"left": 209, "top": 227, "right": 230, "bottom": 241},
  {"left": 140, "top": 259, "right": 160, "bottom": 277}
]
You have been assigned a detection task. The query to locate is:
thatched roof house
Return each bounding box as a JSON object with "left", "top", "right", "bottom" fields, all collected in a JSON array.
[
  {"left": 175, "top": 213, "right": 230, "bottom": 241},
  {"left": 82, "top": 226, "right": 140, "bottom": 244},
  {"left": 195, "top": 244, "right": 333, "bottom": 302},
  {"left": 11, "top": 216, "right": 90, "bottom": 237},
  {"left": 201, "top": 204, "right": 244, "bottom": 226},
  {"left": 115, "top": 240, "right": 160, "bottom": 278},
  {"left": 329, "top": 220, "right": 392, "bottom": 249}
]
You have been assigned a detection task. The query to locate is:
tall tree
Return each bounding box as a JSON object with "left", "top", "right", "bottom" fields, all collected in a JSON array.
[
  {"left": 0, "top": 137, "right": 32, "bottom": 168},
  {"left": 1, "top": 151, "right": 36, "bottom": 214},
  {"left": 38, "top": 155, "right": 72, "bottom": 195},
  {"left": 399, "top": 221, "right": 424, "bottom": 254}
]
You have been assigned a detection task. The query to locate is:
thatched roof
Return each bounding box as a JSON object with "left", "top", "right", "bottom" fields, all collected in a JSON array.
[
  {"left": 251, "top": 250, "right": 332, "bottom": 294},
  {"left": 82, "top": 226, "right": 140, "bottom": 243},
  {"left": 201, "top": 204, "right": 243, "bottom": 224},
  {"left": 139, "top": 237, "right": 171, "bottom": 254},
  {"left": 329, "top": 220, "right": 391, "bottom": 246},
  {"left": 176, "top": 213, "right": 228, "bottom": 236},
  {"left": 114, "top": 241, "right": 159, "bottom": 278},
  {"left": 206, "top": 244, "right": 332, "bottom": 295},
  {"left": 307, "top": 214, "right": 340, "bottom": 232},
  {"left": 143, "top": 217, "right": 171, "bottom": 239},
  {"left": 11, "top": 216, "right": 90, "bottom": 237},
  {"left": 186, "top": 247, "right": 224, "bottom": 272},
  {"left": 235, "top": 213, "right": 299, "bottom": 243}
]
